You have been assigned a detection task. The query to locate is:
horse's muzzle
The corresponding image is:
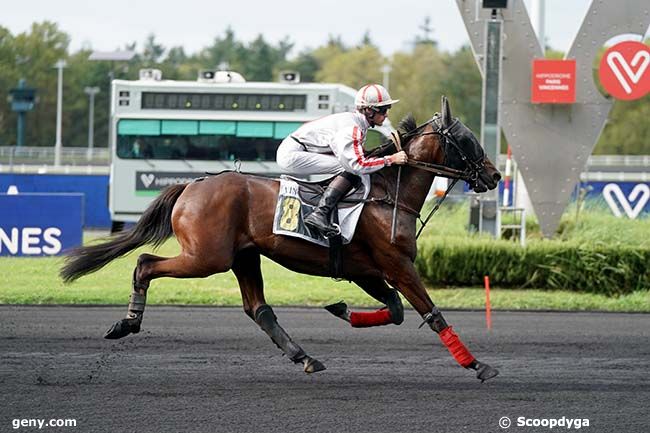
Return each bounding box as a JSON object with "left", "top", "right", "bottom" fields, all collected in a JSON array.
[{"left": 472, "top": 170, "right": 500, "bottom": 193}]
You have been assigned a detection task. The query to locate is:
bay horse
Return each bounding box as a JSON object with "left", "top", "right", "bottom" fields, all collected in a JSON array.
[{"left": 61, "top": 97, "right": 501, "bottom": 381}]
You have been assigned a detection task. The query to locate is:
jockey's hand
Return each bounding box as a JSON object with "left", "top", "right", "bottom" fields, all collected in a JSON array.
[{"left": 387, "top": 151, "right": 408, "bottom": 166}]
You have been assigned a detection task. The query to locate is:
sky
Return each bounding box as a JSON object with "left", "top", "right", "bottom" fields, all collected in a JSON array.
[{"left": 2, "top": 0, "right": 648, "bottom": 58}]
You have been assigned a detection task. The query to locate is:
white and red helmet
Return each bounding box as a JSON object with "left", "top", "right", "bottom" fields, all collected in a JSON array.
[{"left": 355, "top": 84, "right": 399, "bottom": 109}]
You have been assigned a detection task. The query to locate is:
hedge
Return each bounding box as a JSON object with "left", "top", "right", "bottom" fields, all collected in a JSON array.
[{"left": 415, "top": 237, "right": 650, "bottom": 296}]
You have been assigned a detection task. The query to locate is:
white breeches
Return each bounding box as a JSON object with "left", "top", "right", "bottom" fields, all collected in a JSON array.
[{"left": 276, "top": 137, "right": 343, "bottom": 175}]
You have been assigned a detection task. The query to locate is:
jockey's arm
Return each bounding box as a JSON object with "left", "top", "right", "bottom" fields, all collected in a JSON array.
[{"left": 334, "top": 127, "right": 407, "bottom": 175}]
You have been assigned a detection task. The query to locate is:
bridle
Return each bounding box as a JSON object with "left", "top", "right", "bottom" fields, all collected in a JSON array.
[
  {"left": 387, "top": 114, "right": 487, "bottom": 242},
  {"left": 397, "top": 113, "right": 486, "bottom": 185}
]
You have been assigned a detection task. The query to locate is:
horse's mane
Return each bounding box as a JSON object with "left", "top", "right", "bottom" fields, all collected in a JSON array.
[
  {"left": 366, "top": 114, "right": 418, "bottom": 158},
  {"left": 396, "top": 114, "right": 418, "bottom": 135}
]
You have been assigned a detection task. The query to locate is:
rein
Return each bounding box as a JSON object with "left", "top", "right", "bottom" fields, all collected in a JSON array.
[
  {"left": 415, "top": 178, "right": 458, "bottom": 239},
  {"left": 390, "top": 131, "right": 403, "bottom": 244},
  {"left": 385, "top": 114, "right": 484, "bottom": 240}
]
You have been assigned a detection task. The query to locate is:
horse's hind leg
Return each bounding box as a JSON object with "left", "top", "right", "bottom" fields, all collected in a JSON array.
[
  {"left": 325, "top": 278, "right": 404, "bottom": 327},
  {"left": 105, "top": 252, "right": 219, "bottom": 339},
  {"left": 232, "top": 248, "right": 325, "bottom": 374}
]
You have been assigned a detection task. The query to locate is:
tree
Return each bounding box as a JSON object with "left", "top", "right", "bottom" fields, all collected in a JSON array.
[
  {"left": 0, "top": 26, "right": 18, "bottom": 145},
  {"left": 389, "top": 43, "right": 446, "bottom": 126},
  {"left": 9, "top": 22, "right": 70, "bottom": 147},
  {"left": 358, "top": 31, "right": 375, "bottom": 49},
  {"left": 243, "top": 35, "right": 293, "bottom": 81},
  {"left": 141, "top": 34, "right": 165, "bottom": 65},
  {"left": 199, "top": 27, "right": 245, "bottom": 71},
  {"left": 595, "top": 98, "right": 650, "bottom": 154},
  {"left": 280, "top": 50, "right": 320, "bottom": 82},
  {"left": 281, "top": 36, "right": 347, "bottom": 83},
  {"left": 316, "top": 44, "right": 384, "bottom": 89},
  {"left": 415, "top": 16, "right": 437, "bottom": 47},
  {"left": 438, "top": 45, "right": 482, "bottom": 134}
]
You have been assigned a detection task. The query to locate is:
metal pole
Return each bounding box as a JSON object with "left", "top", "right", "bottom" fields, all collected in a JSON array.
[
  {"left": 381, "top": 64, "right": 391, "bottom": 92},
  {"left": 54, "top": 59, "right": 66, "bottom": 167},
  {"left": 89, "top": 50, "right": 136, "bottom": 153},
  {"left": 17, "top": 113, "right": 25, "bottom": 148},
  {"left": 478, "top": 10, "right": 503, "bottom": 238},
  {"left": 84, "top": 87, "right": 100, "bottom": 161},
  {"left": 88, "top": 91, "right": 95, "bottom": 159},
  {"left": 16, "top": 79, "right": 26, "bottom": 147},
  {"left": 107, "top": 70, "right": 114, "bottom": 153}
]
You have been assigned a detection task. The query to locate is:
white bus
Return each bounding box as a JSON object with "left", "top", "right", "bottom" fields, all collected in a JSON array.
[{"left": 109, "top": 69, "right": 391, "bottom": 230}]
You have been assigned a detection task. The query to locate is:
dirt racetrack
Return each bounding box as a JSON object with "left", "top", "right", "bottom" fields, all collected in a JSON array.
[{"left": 1, "top": 306, "right": 648, "bottom": 432}]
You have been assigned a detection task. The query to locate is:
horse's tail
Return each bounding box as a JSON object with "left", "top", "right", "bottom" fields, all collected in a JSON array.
[{"left": 60, "top": 183, "right": 188, "bottom": 283}]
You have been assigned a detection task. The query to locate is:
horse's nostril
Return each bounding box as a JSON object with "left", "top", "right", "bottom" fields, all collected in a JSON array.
[{"left": 493, "top": 172, "right": 502, "bottom": 182}]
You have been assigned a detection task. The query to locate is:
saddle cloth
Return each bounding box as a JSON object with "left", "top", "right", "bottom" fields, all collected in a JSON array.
[{"left": 272, "top": 174, "right": 370, "bottom": 247}]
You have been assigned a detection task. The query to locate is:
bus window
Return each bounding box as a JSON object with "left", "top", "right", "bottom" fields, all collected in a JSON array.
[{"left": 116, "top": 133, "right": 281, "bottom": 161}]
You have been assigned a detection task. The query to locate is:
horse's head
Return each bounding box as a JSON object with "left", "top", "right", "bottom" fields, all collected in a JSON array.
[
  {"left": 398, "top": 97, "right": 500, "bottom": 193},
  {"left": 438, "top": 96, "right": 500, "bottom": 192}
]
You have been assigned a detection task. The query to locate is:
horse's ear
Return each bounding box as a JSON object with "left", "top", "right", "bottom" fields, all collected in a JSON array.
[{"left": 441, "top": 95, "right": 452, "bottom": 128}]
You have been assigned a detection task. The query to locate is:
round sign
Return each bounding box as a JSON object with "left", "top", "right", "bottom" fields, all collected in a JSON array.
[{"left": 598, "top": 40, "right": 650, "bottom": 100}]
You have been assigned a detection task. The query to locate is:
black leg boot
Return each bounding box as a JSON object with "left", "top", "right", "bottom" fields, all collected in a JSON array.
[{"left": 304, "top": 173, "right": 357, "bottom": 238}]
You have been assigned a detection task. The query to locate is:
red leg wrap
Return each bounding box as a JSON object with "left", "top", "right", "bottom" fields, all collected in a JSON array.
[
  {"left": 438, "top": 326, "right": 476, "bottom": 368},
  {"left": 350, "top": 309, "right": 392, "bottom": 328}
]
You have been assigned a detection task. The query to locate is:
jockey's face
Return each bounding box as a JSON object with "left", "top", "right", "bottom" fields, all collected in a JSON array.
[{"left": 363, "top": 106, "right": 390, "bottom": 127}]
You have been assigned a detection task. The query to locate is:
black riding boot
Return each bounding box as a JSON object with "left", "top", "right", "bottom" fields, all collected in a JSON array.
[{"left": 304, "top": 172, "right": 358, "bottom": 238}]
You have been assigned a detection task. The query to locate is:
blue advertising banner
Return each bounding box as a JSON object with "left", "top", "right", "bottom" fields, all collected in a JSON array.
[
  {"left": 0, "top": 193, "right": 83, "bottom": 256},
  {"left": 0, "top": 174, "right": 110, "bottom": 228},
  {"left": 583, "top": 181, "right": 650, "bottom": 219}
]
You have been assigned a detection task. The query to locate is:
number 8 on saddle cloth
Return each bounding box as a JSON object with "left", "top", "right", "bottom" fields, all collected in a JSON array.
[{"left": 272, "top": 175, "right": 370, "bottom": 247}]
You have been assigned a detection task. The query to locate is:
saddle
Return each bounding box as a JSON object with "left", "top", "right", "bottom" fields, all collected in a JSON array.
[
  {"left": 273, "top": 174, "right": 370, "bottom": 278},
  {"left": 281, "top": 174, "right": 367, "bottom": 208}
]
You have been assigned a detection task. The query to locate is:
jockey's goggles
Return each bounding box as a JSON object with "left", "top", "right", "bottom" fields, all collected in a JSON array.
[{"left": 371, "top": 105, "right": 391, "bottom": 115}]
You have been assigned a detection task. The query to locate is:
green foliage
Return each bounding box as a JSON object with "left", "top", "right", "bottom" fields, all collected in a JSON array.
[
  {"left": 416, "top": 238, "right": 649, "bottom": 295},
  {"left": 316, "top": 44, "right": 384, "bottom": 89},
  {"left": 438, "top": 45, "right": 482, "bottom": 133},
  {"left": 596, "top": 97, "right": 650, "bottom": 154},
  {"left": 390, "top": 43, "right": 445, "bottom": 126},
  {"left": 1, "top": 22, "right": 69, "bottom": 147},
  {"left": 415, "top": 204, "right": 650, "bottom": 296}
]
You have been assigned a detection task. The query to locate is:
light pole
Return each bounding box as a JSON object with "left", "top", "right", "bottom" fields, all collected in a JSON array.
[
  {"left": 54, "top": 59, "right": 66, "bottom": 167},
  {"left": 89, "top": 51, "right": 135, "bottom": 152},
  {"left": 381, "top": 63, "right": 392, "bottom": 92},
  {"left": 84, "top": 86, "right": 100, "bottom": 161},
  {"left": 478, "top": 5, "right": 505, "bottom": 237}
]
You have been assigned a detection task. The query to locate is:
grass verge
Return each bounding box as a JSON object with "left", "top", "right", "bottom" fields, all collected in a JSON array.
[{"left": 1, "top": 236, "right": 648, "bottom": 311}]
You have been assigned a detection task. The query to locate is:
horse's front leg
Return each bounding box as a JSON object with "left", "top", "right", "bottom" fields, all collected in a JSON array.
[{"left": 382, "top": 255, "right": 499, "bottom": 382}]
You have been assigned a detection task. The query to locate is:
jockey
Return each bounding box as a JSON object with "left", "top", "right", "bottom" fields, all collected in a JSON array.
[{"left": 276, "top": 83, "right": 408, "bottom": 238}]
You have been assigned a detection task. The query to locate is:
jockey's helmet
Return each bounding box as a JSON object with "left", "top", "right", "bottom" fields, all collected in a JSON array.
[{"left": 355, "top": 84, "right": 400, "bottom": 110}]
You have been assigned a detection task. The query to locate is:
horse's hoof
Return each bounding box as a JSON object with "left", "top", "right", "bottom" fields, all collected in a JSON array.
[
  {"left": 474, "top": 361, "right": 499, "bottom": 382},
  {"left": 324, "top": 301, "right": 350, "bottom": 321},
  {"left": 104, "top": 319, "right": 140, "bottom": 339},
  {"left": 303, "top": 356, "right": 326, "bottom": 374}
]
